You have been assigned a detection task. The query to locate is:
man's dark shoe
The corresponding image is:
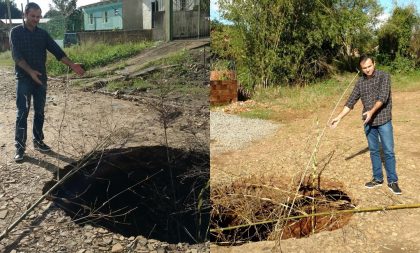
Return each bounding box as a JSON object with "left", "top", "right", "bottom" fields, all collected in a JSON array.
[
  {"left": 33, "top": 140, "right": 51, "bottom": 152},
  {"left": 388, "top": 182, "right": 402, "bottom": 195},
  {"left": 14, "top": 149, "right": 24, "bottom": 162},
  {"left": 365, "top": 179, "right": 383, "bottom": 188}
]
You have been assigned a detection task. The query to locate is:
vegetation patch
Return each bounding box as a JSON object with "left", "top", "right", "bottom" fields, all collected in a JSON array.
[
  {"left": 0, "top": 51, "right": 13, "bottom": 67},
  {"left": 46, "top": 41, "right": 155, "bottom": 76}
]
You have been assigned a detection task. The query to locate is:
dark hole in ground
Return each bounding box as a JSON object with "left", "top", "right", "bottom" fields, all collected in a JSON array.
[
  {"left": 211, "top": 179, "right": 354, "bottom": 244},
  {"left": 42, "top": 146, "right": 210, "bottom": 244}
]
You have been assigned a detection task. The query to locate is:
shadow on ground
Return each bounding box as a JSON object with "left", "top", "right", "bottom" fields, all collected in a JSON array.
[{"left": 42, "top": 145, "right": 210, "bottom": 244}]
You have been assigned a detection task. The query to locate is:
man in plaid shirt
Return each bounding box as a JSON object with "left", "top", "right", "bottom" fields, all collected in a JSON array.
[
  {"left": 10, "top": 2, "right": 84, "bottom": 162},
  {"left": 330, "top": 55, "right": 401, "bottom": 195}
]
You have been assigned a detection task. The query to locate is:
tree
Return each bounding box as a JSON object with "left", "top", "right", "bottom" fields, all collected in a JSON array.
[
  {"left": 215, "top": 0, "right": 381, "bottom": 89},
  {"left": 44, "top": 0, "right": 80, "bottom": 37},
  {"left": 0, "top": 0, "right": 22, "bottom": 19},
  {"left": 328, "top": 0, "right": 382, "bottom": 70},
  {"left": 378, "top": 5, "right": 419, "bottom": 61},
  {"left": 49, "top": 0, "right": 77, "bottom": 18}
]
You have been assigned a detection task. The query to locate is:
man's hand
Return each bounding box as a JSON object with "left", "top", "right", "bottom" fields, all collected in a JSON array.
[
  {"left": 29, "top": 69, "right": 43, "bottom": 85},
  {"left": 330, "top": 117, "right": 341, "bottom": 129},
  {"left": 362, "top": 110, "right": 373, "bottom": 124},
  {"left": 70, "top": 63, "right": 85, "bottom": 76}
]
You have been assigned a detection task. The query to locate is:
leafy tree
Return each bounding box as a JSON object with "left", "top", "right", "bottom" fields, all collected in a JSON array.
[
  {"left": 49, "top": 0, "right": 77, "bottom": 18},
  {"left": 43, "top": 15, "right": 66, "bottom": 39},
  {"left": 44, "top": 9, "right": 61, "bottom": 18},
  {"left": 0, "top": 0, "right": 22, "bottom": 19},
  {"left": 44, "top": 0, "right": 81, "bottom": 37},
  {"left": 215, "top": 0, "right": 381, "bottom": 89},
  {"left": 328, "top": 0, "right": 382, "bottom": 70},
  {"left": 378, "top": 5, "right": 419, "bottom": 61}
]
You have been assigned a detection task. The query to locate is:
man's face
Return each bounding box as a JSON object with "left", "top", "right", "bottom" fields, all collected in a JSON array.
[
  {"left": 25, "top": 8, "right": 42, "bottom": 29},
  {"left": 360, "top": 58, "right": 375, "bottom": 77}
]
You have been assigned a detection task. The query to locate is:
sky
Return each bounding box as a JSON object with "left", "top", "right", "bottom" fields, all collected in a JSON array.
[
  {"left": 211, "top": 0, "right": 420, "bottom": 23},
  {"left": 12, "top": 0, "right": 100, "bottom": 14}
]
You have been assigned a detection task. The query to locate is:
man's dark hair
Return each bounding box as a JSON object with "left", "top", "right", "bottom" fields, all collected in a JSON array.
[
  {"left": 359, "top": 54, "right": 375, "bottom": 66},
  {"left": 25, "top": 2, "right": 41, "bottom": 14}
]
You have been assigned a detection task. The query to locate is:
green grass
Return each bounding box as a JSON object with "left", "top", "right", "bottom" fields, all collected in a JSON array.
[
  {"left": 0, "top": 51, "right": 13, "bottom": 67},
  {"left": 252, "top": 73, "right": 355, "bottom": 110},
  {"left": 240, "top": 108, "right": 274, "bottom": 120},
  {"left": 141, "top": 50, "right": 191, "bottom": 69},
  {"left": 389, "top": 70, "right": 420, "bottom": 92},
  {"left": 104, "top": 79, "right": 207, "bottom": 96},
  {"left": 47, "top": 41, "right": 155, "bottom": 76},
  {"left": 105, "top": 79, "right": 157, "bottom": 92}
]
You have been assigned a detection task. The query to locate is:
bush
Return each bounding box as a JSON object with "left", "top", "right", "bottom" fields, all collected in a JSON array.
[{"left": 389, "top": 56, "right": 416, "bottom": 74}]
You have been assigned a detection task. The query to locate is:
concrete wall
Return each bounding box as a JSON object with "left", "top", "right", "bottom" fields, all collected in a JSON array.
[
  {"left": 123, "top": 0, "right": 143, "bottom": 30},
  {"left": 172, "top": 10, "right": 210, "bottom": 39},
  {"left": 143, "top": 0, "right": 152, "bottom": 29},
  {"left": 152, "top": 11, "right": 165, "bottom": 41},
  {"left": 78, "top": 30, "right": 152, "bottom": 45}
]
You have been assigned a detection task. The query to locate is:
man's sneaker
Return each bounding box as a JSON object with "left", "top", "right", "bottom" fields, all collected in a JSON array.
[
  {"left": 365, "top": 179, "right": 383, "bottom": 188},
  {"left": 388, "top": 182, "right": 402, "bottom": 195},
  {"left": 33, "top": 140, "right": 51, "bottom": 152},
  {"left": 14, "top": 149, "right": 24, "bottom": 162}
]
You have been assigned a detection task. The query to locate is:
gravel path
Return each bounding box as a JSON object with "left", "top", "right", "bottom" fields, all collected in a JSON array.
[{"left": 210, "top": 111, "right": 280, "bottom": 154}]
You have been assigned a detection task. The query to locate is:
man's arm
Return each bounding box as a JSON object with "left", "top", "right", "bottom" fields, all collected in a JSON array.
[
  {"left": 60, "top": 57, "right": 85, "bottom": 76},
  {"left": 330, "top": 106, "right": 352, "bottom": 128},
  {"left": 45, "top": 32, "right": 84, "bottom": 76}
]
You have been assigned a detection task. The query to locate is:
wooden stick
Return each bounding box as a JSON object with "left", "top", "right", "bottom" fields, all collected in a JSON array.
[{"left": 210, "top": 202, "right": 420, "bottom": 233}]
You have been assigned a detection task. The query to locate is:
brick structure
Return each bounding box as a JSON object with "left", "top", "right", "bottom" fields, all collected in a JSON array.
[{"left": 210, "top": 80, "right": 238, "bottom": 106}]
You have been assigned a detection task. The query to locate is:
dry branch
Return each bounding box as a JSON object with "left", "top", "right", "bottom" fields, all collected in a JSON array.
[
  {"left": 0, "top": 132, "right": 120, "bottom": 241},
  {"left": 211, "top": 203, "right": 420, "bottom": 233}
]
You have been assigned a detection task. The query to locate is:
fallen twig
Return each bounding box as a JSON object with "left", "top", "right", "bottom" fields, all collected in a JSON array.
[{"left": 211, "top": 202, "right": 420, "bottom": 233}]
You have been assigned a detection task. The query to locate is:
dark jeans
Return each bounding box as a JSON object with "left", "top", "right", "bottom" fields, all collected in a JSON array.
[{"left": 15, "top": 78, "right": 47, "bottom": 151}]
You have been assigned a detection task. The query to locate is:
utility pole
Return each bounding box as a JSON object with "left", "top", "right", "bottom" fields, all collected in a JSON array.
[
  {"left": 197, "top": 0, "right": 200, "bottom": 39},
  {"left": 164, "top": 0, "right": 173, "bottom": 41},
  {"left": 5, "top": 0, "right": 13, "bottom": 29}
]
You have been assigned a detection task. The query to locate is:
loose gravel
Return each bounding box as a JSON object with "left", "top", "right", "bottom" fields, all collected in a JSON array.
[{"left": 210, "top": 111, "right": 280, "bottom": 154}]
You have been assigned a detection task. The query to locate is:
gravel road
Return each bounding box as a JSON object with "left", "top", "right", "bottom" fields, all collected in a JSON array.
[{"left": 210, "top": 111, "right": 280, "bottom": 154}]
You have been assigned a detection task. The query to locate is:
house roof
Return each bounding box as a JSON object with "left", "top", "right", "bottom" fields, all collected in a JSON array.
[
  {"left": 0, "top": 19, "right": 51, "bottom": 25},
  {"left": 80, "top": 0, "right": 121, "bottom": 9}
]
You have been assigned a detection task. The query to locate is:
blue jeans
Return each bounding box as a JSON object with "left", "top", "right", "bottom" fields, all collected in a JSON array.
[
  {"left": 15, "top": 78, "right": 47, "bottom": 151},
  {"left": 364, "top": 120, "right": 398, "bottom": 183}
]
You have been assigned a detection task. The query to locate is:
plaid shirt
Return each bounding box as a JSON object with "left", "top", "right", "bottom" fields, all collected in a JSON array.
[
  {"left": 10, "top": 24, "right": 66, "bottom": 82},
  {"left": 345, "top": 70, "right": 392, "bottom": 126}
]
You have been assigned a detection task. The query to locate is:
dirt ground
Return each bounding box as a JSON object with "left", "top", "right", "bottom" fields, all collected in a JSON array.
[
  {"left": 210, "top": 90, "right": 420, "bottom": 252},
  {"left": 0, "top": 41, "right": 210, "bottom": 252}
]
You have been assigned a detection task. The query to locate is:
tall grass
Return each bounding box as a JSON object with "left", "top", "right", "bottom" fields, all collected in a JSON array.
[
  {"left": 47, "top": 41, "right": 155, "bottom": 76},
  {"left": 0, "top": 51, "right": 13, "bottom": 67}
]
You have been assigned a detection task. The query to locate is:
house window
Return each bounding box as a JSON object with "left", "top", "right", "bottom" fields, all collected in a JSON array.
[
  {"left": 89, "top": 13, "right": 93, "bottom": 24},
  {"left": 104, "top": 11, "right": 108, "bottom": 23}
]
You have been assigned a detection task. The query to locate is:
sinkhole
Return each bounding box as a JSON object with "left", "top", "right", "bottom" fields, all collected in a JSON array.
[
  {"left": 42, "top": 146, "right": 210, "bottom": 244},
  {"left": 210, "top": 177, "right": 355, "bottom": 244}
]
